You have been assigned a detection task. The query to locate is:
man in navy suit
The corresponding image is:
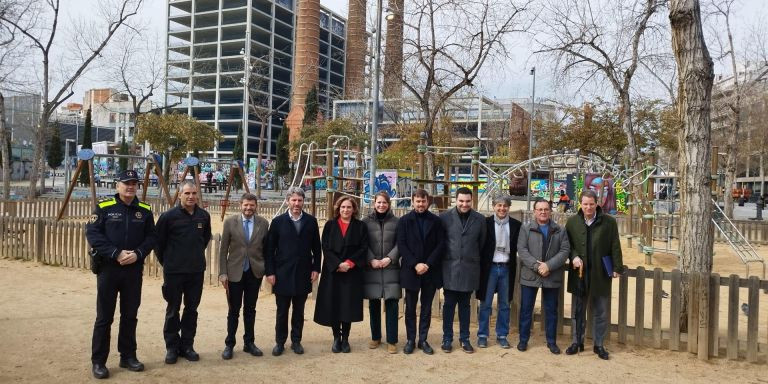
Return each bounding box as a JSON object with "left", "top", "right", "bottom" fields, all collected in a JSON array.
[
  {"left": 264, "top": 187, "right": 322, "bottom": 356},
  {"left": 397, "top": 189, "right": 445, "bottom": 355}
]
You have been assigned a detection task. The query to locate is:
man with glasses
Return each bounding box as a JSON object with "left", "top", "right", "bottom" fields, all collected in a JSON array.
[{"left": 517, "top": 198, "right": 570, "bottom": 354}]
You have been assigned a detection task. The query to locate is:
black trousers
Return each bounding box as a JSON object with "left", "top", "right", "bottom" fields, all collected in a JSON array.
[
  {"left": 404, "top": 278, "right": 437, "bottom": 343},
  {"left": 162, "top": 272, "right": 204, "bottom": 351},
  {"left": 275, "top": 293, "right": 308, "bottom": 345},
  {"left": 331, "top": 321, "right": 351, "bottom": 338},
  {"left": 91, "top": 264, "right": 143, "bottom": 365},
  {"left": 225, "top": 271, "right": 263, "bottom": 347}
]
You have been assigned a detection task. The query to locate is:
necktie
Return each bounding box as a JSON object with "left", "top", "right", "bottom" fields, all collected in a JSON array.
[{"left": 243, "top": 219, "right": 251, "bottom": 271}]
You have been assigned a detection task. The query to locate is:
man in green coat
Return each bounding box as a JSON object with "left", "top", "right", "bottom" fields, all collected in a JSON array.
[{"left": 564, "top": 189, "right": 624, "bottom": 360}]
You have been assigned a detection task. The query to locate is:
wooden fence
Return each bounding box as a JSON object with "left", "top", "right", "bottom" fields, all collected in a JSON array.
[{"left": 1, "top": 214, "right": 766, "bottom": 364}]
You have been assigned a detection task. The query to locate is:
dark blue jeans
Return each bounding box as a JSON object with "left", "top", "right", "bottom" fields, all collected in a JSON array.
[
  {"left": 477, "top": 264, "right": 510, "bottom": 339},
  {"left": 519, "top": 285, "right": 558, "bottom": 345},
  {"left": 442, "top": 290, "right": 472, "bottom": 344},
  {"left": 369, "top": 298, "right": 399, "bottom": 344}
]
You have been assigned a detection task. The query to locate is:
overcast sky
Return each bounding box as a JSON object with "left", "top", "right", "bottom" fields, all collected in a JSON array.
[{"left": 60, "top": 0, "right": 767, "bottom": 108}]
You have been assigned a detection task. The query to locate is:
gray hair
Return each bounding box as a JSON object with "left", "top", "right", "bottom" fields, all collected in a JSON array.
[
  {"left": 286, "top": 186, "right": 305, "bottom": 199},
  {"left": 180, "top": 180, "right": 197, "bottom": 191},
  {"left": 492, "top": 194, "right": 512, "bottom": 206}
]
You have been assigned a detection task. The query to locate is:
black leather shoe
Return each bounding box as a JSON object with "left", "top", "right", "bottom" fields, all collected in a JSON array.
[
  {"left": 92, "top": 364, "right": 109, "bottom": 379},
  {"left": 594, "top": 346, "right": 610, "bottom": 360},
  {"left": 179, "top": 347, "right": 200, "bottom": 362},
  {"left": 272, "top": 344, "right": 285, "bottom": 356},
  {"left": 119, "top": 357, "right": 145, "bottom": 372},
  {"left": 403, "top": 340, "right": 415, "bottom": 354},
  {"left": 221, "top": 346, "right": 233, "bottom": 360},
  {"left": 243, "top": 343, "right": 263, "bottom": 357},
  {"left": 460, "top": 342, "right": 475, "bottom": 354},
  {"left": 291, "top": 342, "right": 305, "bottom": 355},
  {"left": 165, "top": 348, "right": 179, "bottom": 364},
  {"left": 565, "top": 343, "right": 584, "bottom": 355},
  {"left": 341, "top": 337, "right": 351, "bottom": 353},
  {"left": 418, "top": 341, "right": 434, "bottom": 355},
  {"left": 517, "top": 341, "right": 528, "bottom": 352},
  {"left": 441, "top": 341, "right": 453, "bottom": 353},
  {"left": 548, "top": 343, "right": 561, "bottom": 354},
  {"left": 332, "top": 337, "right": 342, "bottom": 353}
]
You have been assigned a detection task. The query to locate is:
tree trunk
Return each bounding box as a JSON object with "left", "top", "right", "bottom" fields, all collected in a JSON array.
[
  {"left": 256, "top": 118, "right": 267, "bottom": 199},
  {"left": 0, "top": 93, "right": 9, "bottom": 199},
  {"left": 344, "top": 0, "right": 367, "bottom": 99},
  {"left": 669, "top": 0, "right": 715, "bottom": 332}
]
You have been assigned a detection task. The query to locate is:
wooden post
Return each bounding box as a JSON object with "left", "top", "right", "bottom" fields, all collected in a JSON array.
[
  {"left": 746, "top": 276, "right": 760, "bottom": 362},
  {"left": 87, "top": 159, "right": 98, "bottom": 209},
  {"left": 56, "top": 160, "right": 86, "bottom": 221},
  {"left": 652, "top": 268, "right": 663, "bottom": 348},
  {"left": 669, "top": 269, "right": 682, "bottom": 351},
  {"left": 634, "top": 266, "right": 646, "bottom": 346},
  {"left": 687, "top": 273, "right": 699, "bottom": 354},
  {"left": 709, "top": 274, "right": 720, "bottom": 357},
  {"left": 618, "top": 271, "right": 628, "bottom": 344},
  {"left": 34, "top": 218, "right": 45, "bottom": 263},
  {"left": 726, "top": 274, "right": 739, "bottom": 360},
  {"left": 697, "top": 271, "right": 710, "bottom": 360}
]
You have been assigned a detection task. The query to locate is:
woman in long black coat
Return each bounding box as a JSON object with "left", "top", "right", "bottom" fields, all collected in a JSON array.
[{"left": 313, "top": 195, "right": 369, "bottom": 353}]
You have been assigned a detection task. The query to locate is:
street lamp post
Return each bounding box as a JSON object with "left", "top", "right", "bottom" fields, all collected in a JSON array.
[
  {"left": 526, "top": 67, "right": 536, "bottom": 214},
  {"left": 369, "top": 0, "right": 384, "bottom": 203},
  {"left": 240, "top": 46, "right": 250, "bottom": 166}
]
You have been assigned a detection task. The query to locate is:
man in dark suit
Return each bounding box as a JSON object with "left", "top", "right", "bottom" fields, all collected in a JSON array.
[
  {"left": 397, "top": 189, "right": 445, "bottom": 355},
  {"left": 476, "top": 195, "right": 521, "bottom": 349},
  {"left": 264, "top": 187, "right": 322, "bottom": 356},
  {"left": 218, "top": 193, "right": 270, "bottom": 360},
  {"left": 440, "top": 187, "right": 486, "bottom": 354}
]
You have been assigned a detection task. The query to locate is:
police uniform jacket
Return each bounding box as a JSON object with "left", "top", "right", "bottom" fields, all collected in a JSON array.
[
  {"left": 86, "top": 194, "right": 157, "bottom": 264},
  {"left": 155, "top": 204, "right": 212, "bottom": 274}
]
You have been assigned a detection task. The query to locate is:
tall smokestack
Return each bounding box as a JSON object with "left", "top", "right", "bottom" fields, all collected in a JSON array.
[
  {"left": 383, "top": 0, "right": 403, "bottom": 99},
  {"left": 285, "top": 0, "right": 321, "bottom": 147},
  {"left": 344, "top": 0, "right": 367, "bottom": 99}
]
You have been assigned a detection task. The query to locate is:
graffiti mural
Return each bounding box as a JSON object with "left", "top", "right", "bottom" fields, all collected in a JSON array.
[{"left": 362, "top": 170, "right": 398, "bottom": 204}]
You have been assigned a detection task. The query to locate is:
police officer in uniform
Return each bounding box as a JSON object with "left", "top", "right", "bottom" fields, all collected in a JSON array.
[
  {"left": 86, "top": 170, "right": 157, "bottom": 379},
  {"left": 155, "top": 181, "right": 212, "bottom": 364}
]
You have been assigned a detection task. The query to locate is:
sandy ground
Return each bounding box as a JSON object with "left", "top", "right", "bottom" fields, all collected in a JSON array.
[{"left": 0, "top": 257, "right": 766, "bottom": 384}]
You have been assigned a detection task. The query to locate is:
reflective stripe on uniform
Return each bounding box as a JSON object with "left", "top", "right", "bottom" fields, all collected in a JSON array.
[
  {"left": 138, "top": 202, "right": 151, "bottom": 211},
  {"left": 98, "top": 198, "right": 117, "bottom": 208}
]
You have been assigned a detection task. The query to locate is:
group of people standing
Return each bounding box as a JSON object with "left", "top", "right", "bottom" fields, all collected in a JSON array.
[{"left": 85, "top": 169, "right": 623, "bottom": 380}]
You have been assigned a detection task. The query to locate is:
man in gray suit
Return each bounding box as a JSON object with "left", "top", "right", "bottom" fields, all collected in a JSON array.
[
  {"left": 440, "top": 187, "right": 486, "bottom": 353},
  {"left": 218, "top": 193, "right": 270, "bottom": 360}
]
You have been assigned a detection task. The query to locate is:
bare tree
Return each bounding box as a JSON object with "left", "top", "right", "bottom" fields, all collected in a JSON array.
[
  {"left": 0, "top": 0, "right": 26, "bottom": 198},
  {"left": 400, "top": 0, "right": 531, "bottom": 179},
  {"left": 669, "top": 0, "right": 715, "bottom": 330},
  {"left": 101, "top": 29, "right": 164, "bottom": 144},
  {"left": 0, "top": 0, "right": 144, "bottom": 198},
  {"left": 536, "top": 0, "right": 666, "bottom": 174},
  {"left": 706, "top": 1, "right": 768, "bottom": 217},
  {"left": 707, "top": 0, "right": 743, "bottom": 217}
]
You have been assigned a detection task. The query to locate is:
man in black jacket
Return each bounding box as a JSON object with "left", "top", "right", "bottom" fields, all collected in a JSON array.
[
  {"left": 86, "top": 170, "right": 156, "bottom": 379},
  {"left": 155, "top": 181, "right": 212, "bottom": 364},
  {"left": 397, "top": 189, "right": 446, "bottom": 355},
  {"left": 264, "top": 187, "right": 322, "bottom": 356}
]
